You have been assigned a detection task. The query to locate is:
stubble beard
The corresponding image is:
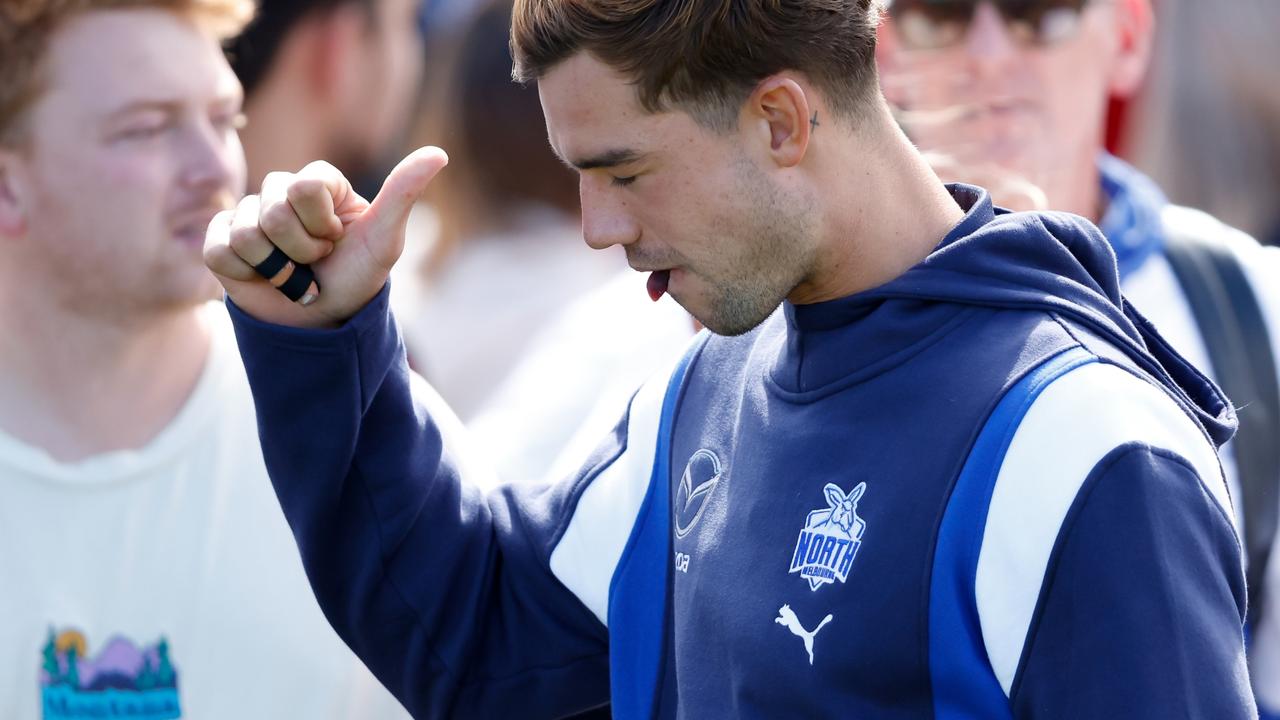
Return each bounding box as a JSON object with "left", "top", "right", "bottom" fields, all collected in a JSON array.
[{"left": 697, "top": 163, "right": 815, "bottom": 337}]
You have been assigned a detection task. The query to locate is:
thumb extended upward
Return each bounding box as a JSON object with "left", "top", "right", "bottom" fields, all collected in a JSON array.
[{"left": 348, "top": 146, "right": 450, "bottom": 268}]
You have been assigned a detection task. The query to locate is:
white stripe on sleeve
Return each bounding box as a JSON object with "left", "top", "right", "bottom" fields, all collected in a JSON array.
[
  {"left": 976, "top": 361, "right": 1231, "bottom": 695},
  {"left": 548, "top": 350, "right": 685, "bottom": 626}
]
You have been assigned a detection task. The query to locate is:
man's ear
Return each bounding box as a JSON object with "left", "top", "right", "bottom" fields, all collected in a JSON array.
[
  {"left": 744, "top": 76, "right": 814, "bottom": 169},
  {"left": 1108, "top": 0, "right": 1154, "bottom": 98},
  {"left": 0, "top": 151, "right": 29, "bottom": 238}
]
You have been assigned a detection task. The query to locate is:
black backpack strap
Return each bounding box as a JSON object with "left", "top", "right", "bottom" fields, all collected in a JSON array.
[{"left": 1162, "top": 225, "right": 1280, "bottom": 627}]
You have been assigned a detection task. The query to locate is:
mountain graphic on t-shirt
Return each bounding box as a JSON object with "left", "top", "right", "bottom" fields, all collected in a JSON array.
[{"left": 40, "top": 627, "right": 181, "bottom": 719}]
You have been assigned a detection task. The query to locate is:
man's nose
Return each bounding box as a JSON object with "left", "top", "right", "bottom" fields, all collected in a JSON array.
[
  {"left": 181, "top": 120, "right": 237, "bottom": 194},
  {"left": 580, "top": 179, "right": 640, "bottom": 251},
  {"left": 964, "top": 2, "right": 1022, "bottom": 77}
]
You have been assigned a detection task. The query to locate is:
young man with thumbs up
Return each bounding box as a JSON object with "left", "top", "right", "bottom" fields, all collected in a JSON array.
[{"left": 208, "top": 0, "right": 1256, "bottom": 717}]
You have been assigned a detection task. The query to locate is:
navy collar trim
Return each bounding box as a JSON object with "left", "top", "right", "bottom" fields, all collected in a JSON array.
[{"left": 785, "top": 183, "right": 993, "bottom": 333}]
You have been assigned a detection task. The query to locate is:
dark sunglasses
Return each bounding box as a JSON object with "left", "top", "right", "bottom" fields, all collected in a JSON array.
[{"left": 886, "top": 0, "right": 1094, "bottom": 49}]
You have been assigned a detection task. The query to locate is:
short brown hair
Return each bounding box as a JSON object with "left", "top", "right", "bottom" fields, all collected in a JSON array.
[
  {"left": 511, "top": 0, "right": 882, "bottom": 131},
  {"left": 0, "top": 0, "right": 254, "bottom": 143}
]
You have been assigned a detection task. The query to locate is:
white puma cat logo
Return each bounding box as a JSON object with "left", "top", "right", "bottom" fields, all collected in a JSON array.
[{"left": 774, "top": 604, "right": 833, "bottom": 665}]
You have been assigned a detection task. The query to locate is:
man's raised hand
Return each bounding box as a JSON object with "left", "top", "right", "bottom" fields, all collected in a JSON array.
[{"left": 205, "top": 147, "right": 448, "bottom": 328}]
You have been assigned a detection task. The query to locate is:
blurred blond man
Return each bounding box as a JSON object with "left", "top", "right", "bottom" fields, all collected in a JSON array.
[{"left": 0, "top": 1, "right": 410, "bottom": 716}]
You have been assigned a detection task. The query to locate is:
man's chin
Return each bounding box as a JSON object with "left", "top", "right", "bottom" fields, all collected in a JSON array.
[
  {"left": 693, "top": 303, "right": 779, "bottom": 338},
  {"left": 156, "top": 264, "right": 224, "bottom": 308}
]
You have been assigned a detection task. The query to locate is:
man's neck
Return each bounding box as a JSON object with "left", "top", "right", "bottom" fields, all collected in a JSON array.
[
  {"left": 789, "top": 107, "right": 967, "bottom": 305},
  {"left": 1052, "top": 150, "right": 1104, "bottom": 224},
  {"left": 0, "top": 294, "right": 212, "bottom": 463}
]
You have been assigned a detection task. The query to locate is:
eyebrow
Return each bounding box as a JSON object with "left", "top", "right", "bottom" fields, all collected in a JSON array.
[{"left": 567, "top": 148, "right": 644, "bottom": 171}]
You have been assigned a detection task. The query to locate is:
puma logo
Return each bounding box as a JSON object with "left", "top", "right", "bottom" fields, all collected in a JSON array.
[{"left": 774, "top": 604, "right": 833, "bottom": 665}]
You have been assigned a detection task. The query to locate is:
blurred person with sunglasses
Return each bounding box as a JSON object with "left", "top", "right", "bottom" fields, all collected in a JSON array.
[
  {"left": 0, "top": 1, "right": 422, "bottom": 716},
  {"left": 880, "top": 0, "right": 1280, "bottom": 713}
]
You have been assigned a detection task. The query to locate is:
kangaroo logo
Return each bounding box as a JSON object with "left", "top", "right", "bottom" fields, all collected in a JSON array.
[
  {"left": 674, "top": 449, "right": 722, "bottom": 539},
  {"left": 775, "top": 605, "right": 833, "bottom": 665},
  {"left": 788, "top": 482, "right": 867, "bottom": 591}
]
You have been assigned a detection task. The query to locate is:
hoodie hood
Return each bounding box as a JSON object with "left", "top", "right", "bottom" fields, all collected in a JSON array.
[{"left": 786, "top": 184, "right": 1235, "bottom": 448}]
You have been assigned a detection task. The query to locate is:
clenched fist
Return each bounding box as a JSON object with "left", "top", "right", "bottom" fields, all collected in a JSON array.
[{"left": 204, "top": 147, "right": 449, "bottom": 328}]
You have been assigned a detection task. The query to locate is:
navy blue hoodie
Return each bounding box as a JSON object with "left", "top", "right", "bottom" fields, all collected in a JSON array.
[{"left": 228, "top": 186, "right": 1254, "bottom": 719}]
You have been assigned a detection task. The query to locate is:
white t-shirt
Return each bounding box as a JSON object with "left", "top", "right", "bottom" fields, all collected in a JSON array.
[
  {"left": 0, "top": 303, "right": 410, "bottom": 719},
  {"left": 468, "top": 270, "right": 698, "bottom": 487}
]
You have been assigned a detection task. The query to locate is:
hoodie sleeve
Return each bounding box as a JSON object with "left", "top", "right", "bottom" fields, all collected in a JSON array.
[
  {"left": 1009, "top": 444, "right": 1254, "bottom": 718},
  {"left": 225, "top": 286, "right": 677, "bottom": 719},
  {"left": 968, "top": 358, "right": 1254, "bottom": 718}
]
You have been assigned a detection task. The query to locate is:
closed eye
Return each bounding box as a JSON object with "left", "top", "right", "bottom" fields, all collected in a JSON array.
[
  {"left": 611, "top": 175, "right": 638, "bottom": 188},
  {"left": 213, "top": 111, "right": 248, "bottom": 133},
  {"left": 115, "top": 117, "right": 173, "bottom": 141}
]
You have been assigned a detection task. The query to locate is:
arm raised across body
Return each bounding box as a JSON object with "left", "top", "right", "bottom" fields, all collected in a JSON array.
[
  {"left": 227, "top": 284, "right": 632, "bottom": 717},
  {"left": 206, "top": 150, "right": 673, "bottom": 717}
]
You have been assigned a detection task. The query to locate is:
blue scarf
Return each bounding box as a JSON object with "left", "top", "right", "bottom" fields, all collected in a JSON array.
[
  {"left": 1096, "top": 152, "right": 1169, "bottom": 280},
  {"left": 1090, "top": 152, "right": 1172, "bottom": 279}
]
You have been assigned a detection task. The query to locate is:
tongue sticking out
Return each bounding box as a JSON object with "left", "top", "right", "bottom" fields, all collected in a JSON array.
[{"left": 646, "top": 270, "right": 670, "bottom": 302}]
